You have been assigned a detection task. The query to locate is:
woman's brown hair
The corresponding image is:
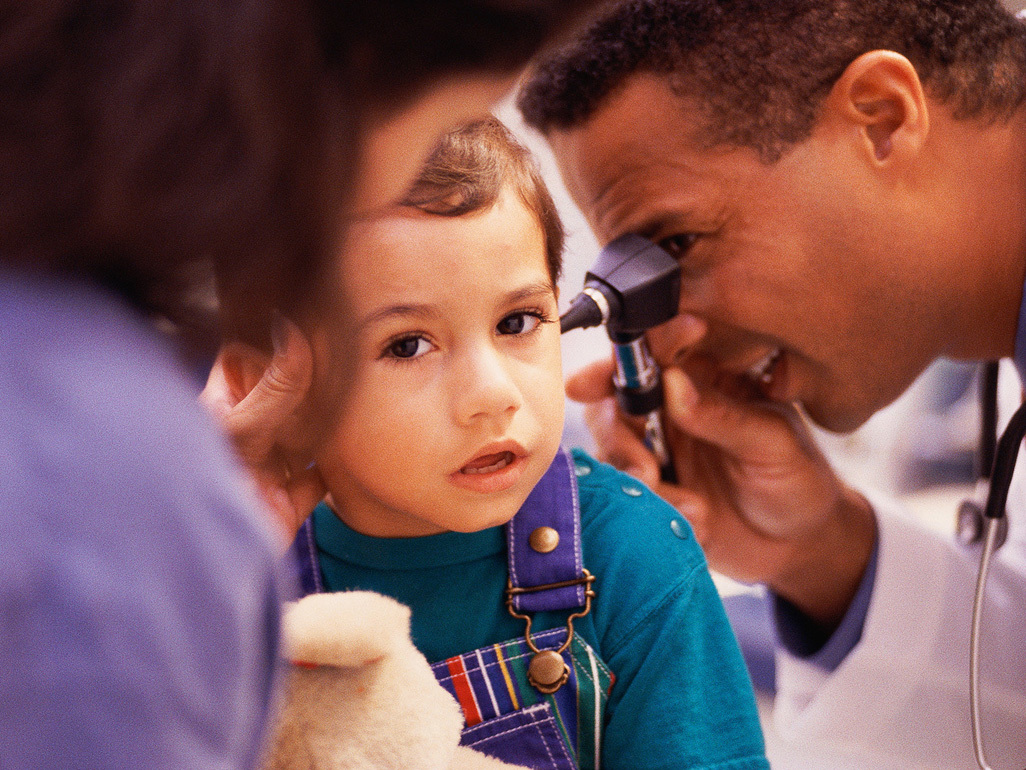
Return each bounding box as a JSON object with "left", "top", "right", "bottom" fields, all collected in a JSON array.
[{"left": 0, "top": 0, "right": 598, "bottom": 353}]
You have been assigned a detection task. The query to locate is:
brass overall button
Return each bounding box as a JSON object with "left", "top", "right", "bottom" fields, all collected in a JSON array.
[
  {"left": 529, "top": 526, "right": 559, "bottom": 554},
  {"left": 528, "top": 650, "right": 570, "bottom": 694}
]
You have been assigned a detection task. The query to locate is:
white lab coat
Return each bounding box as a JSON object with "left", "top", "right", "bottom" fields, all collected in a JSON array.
[{"left": 767, "top": 478, "right": 1026, "bottom": 768}]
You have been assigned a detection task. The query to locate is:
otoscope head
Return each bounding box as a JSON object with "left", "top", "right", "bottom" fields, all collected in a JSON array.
[
  {"left": 559, "top": 234, "right": 681, "bottom": 339},
  {"left": 560, "top": 237, "right": 681, "bottom": 483}
]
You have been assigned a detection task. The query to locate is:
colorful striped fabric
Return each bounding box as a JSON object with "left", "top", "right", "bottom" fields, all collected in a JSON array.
[{"left": 431, "top": 628, "right": 614, "bottom": 769}]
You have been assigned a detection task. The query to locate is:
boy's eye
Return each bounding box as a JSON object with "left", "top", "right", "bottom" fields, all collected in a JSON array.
[
  {"left": 386, "top": 335, "right": 431, "bottom": 359},
  {"left": 497, "top": 312, "right": 541, "bottom": 336}
]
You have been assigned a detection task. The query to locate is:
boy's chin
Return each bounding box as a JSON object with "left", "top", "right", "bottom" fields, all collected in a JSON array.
[{"left": 450, "top": 501, "right": 529, "bottom": 533}]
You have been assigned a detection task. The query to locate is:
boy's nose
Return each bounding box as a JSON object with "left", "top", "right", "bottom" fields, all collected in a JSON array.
[{"left": 453, "top": 346, "right": 524, "bottom": 426}]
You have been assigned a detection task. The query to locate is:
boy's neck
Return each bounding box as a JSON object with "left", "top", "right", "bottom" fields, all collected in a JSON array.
[{"left": 323, "top": 494, "right": 452, "bottom": 539}]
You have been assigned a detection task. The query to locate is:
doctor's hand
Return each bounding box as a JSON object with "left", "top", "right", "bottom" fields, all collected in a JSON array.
[
  {"left": 566, "top": 355, "right": 876, "bottom": 633},
  {"left": 200, "top": 317, "right": 327, "bottom": 549}
]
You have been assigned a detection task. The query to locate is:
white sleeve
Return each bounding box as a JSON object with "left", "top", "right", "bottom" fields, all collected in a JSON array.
[{"left": 767, "top": 484, "right": 1026, "bottom": 769}]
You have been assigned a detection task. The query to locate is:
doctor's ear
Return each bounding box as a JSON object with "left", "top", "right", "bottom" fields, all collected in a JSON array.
[
  {"left": 825, "top": 50, "right": 929, "bottom": 163},
  {"left": 219, "top": 342, "right": 274, "bottom": 403}
]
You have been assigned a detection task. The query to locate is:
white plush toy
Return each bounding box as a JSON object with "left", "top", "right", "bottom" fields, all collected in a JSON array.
[{"left": 260, "top": 591, "right": 529, "bottom": 770}]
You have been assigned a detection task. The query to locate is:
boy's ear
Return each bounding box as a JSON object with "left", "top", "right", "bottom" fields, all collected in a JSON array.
[
  {"left": 219, "top": 342, "right": 273, "bottom": 403},
  {"left": 824, "top": 50, "right": 929, "bottom": 163}
]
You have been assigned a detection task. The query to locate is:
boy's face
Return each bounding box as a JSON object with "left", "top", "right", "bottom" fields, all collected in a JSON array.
[{"left": 318, "top": 184, "right": 565, "bottom": 538}]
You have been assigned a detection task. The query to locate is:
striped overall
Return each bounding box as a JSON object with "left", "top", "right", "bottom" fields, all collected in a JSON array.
[{"left": 291, "top": 449, "right": 614, "bottom": 769}]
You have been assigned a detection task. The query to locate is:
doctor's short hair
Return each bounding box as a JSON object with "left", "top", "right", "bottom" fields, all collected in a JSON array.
[
  {"left": 401, "top": 117, "right": 564, "bottom": 284},
  {"left": 518, "top": 0, "right": 1026, "bottom": 163}
]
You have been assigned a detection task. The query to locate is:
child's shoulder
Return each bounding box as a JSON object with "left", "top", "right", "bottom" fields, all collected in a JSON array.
[
  {"left": 567, "top": 447, "right": 703, "bottom": 564},
  {"left": 568, "top": 447, "right": 674, "bottom": 514}
]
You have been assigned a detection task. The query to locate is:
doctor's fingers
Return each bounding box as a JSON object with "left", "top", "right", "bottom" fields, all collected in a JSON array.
[
  {"left": 648, "top": 470, "right": 789, "bottom": 585},
  {"left": 683, "top": 496, "right": 802, "bottom": 586},
  {"left": 566, "top": 357, "right": 617, "bottom": 403},
  {"left": 199, "top": 351, "right": 237, "bottom": 425},
  {"left": 227, "top": 317, "right": 315, "bottom": 462},
  {"left": 581, "top": 398, "right": 662, "bottom": 488},
  {"left": 651, "top": 482, "right": 713, "bottom": 545},
  {"left": 661, "top": 367, "right": 807, "bottom": 466}
]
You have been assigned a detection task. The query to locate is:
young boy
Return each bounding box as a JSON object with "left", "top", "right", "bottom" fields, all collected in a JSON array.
[{"left": 232, "top": 118, "right": 769, "bottom": 770}]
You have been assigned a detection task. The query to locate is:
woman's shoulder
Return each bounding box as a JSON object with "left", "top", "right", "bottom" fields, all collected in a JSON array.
[{"left": 1, "top": 270, "right": 271, "bottom": 552}]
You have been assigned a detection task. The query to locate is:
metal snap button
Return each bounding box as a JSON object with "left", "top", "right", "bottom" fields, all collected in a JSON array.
[
  {"left": 528, "top": 650, "right": 570, "bottom": 694},
  {"left": 529, "top": 526, "right": 560, "bottom": 554},
  {"left": 670, "top": 518, "right": 690, "bottom": 539}
]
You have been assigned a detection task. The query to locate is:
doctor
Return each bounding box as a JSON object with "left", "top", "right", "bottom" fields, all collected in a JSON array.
[{"left": 517, "top": 0, "right": 1026, "bottom": 767}]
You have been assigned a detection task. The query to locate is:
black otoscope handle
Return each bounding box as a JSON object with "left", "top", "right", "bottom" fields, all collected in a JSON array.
[
  {"left": 560, "top": 235, "right": 682, "bottom": 484},
  {"left": 610, "top": 336, "right": 663, "bottom": 415},
  {"left": 610, "top": 337, "right": 676, "bottom": 483}
]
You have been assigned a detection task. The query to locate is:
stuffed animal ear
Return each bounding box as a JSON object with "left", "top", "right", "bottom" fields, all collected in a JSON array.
[{"left": 281, "top": 591, "right": 412, "bottom": 668}]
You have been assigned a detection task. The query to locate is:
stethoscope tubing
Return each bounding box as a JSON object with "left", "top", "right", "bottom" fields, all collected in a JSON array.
[
  {"left": 971, "top": 515, "right": 1002, "bottom": 770},
  {"left": 970, "top": 362, "right": 1026, "bottom": 770}
]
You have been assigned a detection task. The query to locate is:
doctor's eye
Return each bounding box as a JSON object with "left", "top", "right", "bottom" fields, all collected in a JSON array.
[
  {"left": 497, "top": 309, "right": 552, "bottom": 336},
  {"left": 659, "top": 233, "right": 699, "bottom": 260},
  {"left": 383, "top": 334, "right": 433, "bottom": 360}
]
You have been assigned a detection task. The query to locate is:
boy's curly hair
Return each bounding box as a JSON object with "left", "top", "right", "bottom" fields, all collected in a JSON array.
[
  {"left": 401, "top": 117, "right": 564, "bottom": 284},
  {"left": 519, "top": 0, "right": 1026, "bottom": 162}
]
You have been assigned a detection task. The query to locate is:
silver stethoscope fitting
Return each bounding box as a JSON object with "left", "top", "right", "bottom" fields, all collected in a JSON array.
[{"left": 961, "top": 361, "right": 1026, "bottom": 770}]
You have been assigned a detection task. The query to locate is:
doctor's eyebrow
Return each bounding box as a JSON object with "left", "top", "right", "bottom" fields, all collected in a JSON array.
[{"left": 620, "top": 206, "right": 699, "bottom": 242}]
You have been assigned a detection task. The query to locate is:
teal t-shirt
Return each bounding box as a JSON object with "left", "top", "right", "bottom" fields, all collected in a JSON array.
[{"left": 314, "top": 449, "right": 768, "bottom": 770}]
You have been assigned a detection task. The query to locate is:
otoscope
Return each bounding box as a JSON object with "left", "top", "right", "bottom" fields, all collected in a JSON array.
[{"left": 559, "top": 234, "right": 682, "bottom": 482}]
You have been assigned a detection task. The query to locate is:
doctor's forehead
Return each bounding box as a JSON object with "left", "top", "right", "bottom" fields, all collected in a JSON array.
[{"left": 547, "top": 83, "right": 739, "bottom": 233}]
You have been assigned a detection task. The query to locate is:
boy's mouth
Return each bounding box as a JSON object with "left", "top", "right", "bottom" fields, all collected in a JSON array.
[
  {"left": 450, "top": 441, "right": 528, "bottom": 493},
  {"left": 461, "top": 451, "right": 515, "bottom": 475}
]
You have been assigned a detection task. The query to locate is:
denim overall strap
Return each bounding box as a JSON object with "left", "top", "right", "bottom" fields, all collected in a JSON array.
[
  {"left": 291, "top": 449, "right": 586, "bottom": 604},
  {"left": 290, "top": 517, "right": 323, "bottom": 596},
  {"left": 506, "top": 448, "right": 587, "bottom": 613},
  {"left": 445, "top": 446, "right": 608, "bottom": 769}
]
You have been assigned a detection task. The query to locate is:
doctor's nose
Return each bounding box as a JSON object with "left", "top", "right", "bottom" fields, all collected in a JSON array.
[
  {"left": 645, "top": 313, "right": 708, "bottom": 367},
  {"left": 453, "top": 347, "right": 524, "bottom": 426}
]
